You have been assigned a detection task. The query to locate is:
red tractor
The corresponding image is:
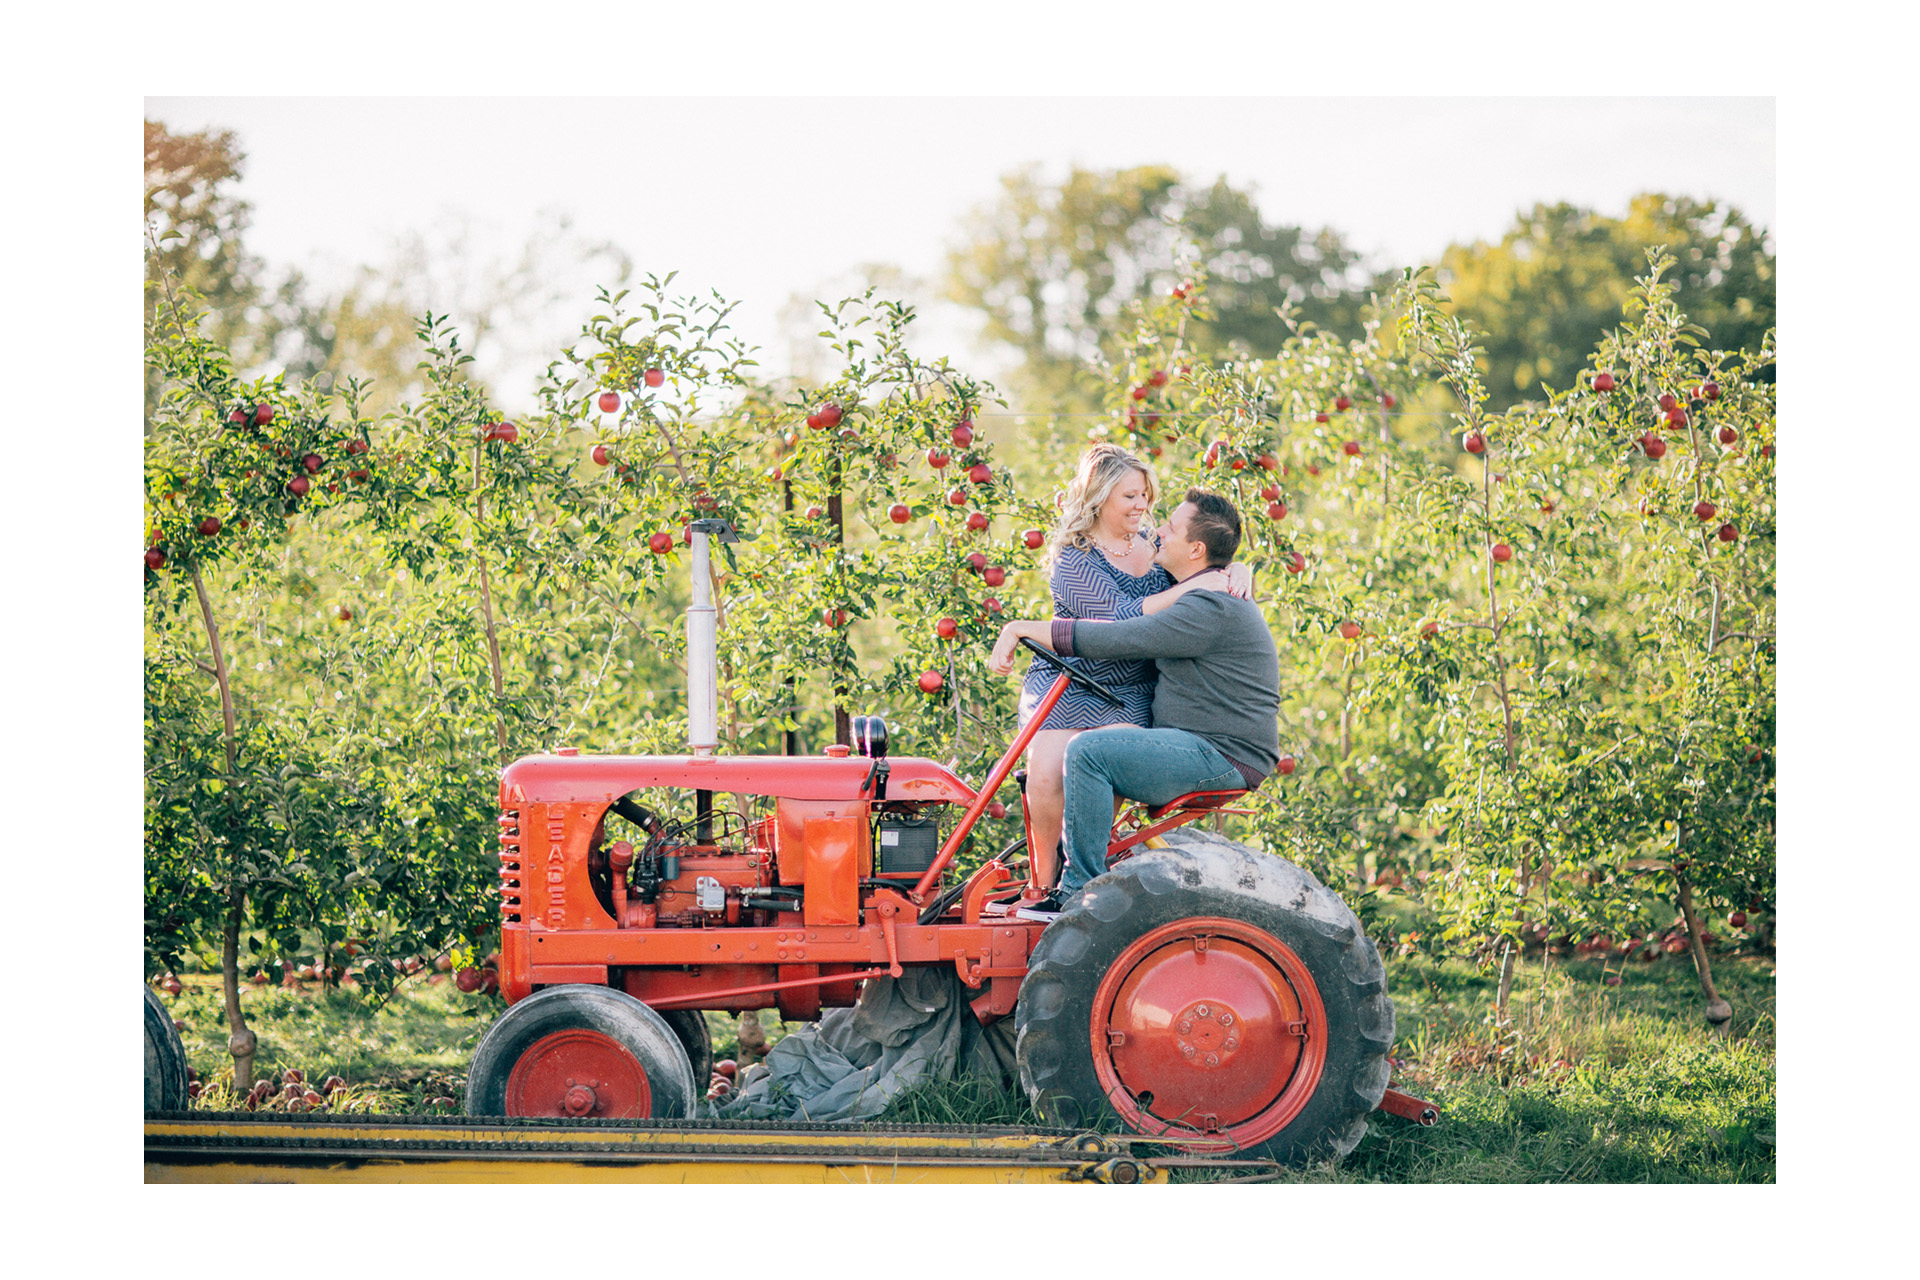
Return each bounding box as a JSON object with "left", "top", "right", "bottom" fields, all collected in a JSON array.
[{"left": 466, "top": 522, "right": 1426, "bottom": 1164}]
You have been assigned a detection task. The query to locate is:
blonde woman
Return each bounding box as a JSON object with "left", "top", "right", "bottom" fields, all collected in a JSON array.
[{"left": 1016, "top": 444, "right": 1251, "bottom": 898}]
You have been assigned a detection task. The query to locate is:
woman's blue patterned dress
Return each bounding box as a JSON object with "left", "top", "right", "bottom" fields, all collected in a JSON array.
[{"left": 1018, "top": 544, "right": 1172, "bottom": 730}]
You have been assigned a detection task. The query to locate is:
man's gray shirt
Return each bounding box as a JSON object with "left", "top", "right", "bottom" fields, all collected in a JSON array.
[{"left": 1049, "top": 590, "right": 1281, "bottom": 780}]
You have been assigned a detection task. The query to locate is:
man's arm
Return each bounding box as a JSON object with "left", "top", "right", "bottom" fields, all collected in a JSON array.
[{"left": 1054, "top": 593, "right": 1222, "bottom": 662}]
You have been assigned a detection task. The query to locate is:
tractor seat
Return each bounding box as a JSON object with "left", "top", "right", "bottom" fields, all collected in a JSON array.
[{"left": 1144, "top": 789, "right": 1248, "bottom": 821}]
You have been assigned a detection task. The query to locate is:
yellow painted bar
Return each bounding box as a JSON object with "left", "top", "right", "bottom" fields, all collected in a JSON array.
[
  {"left": 146, "top": 1157, "right": 1161, "bottom": 1184},
  {"left": 146, "top": 1118, "right": 1060, "bottom": 1152}
]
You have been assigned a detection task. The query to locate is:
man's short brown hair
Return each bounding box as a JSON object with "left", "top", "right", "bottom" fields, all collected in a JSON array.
[{"left": 1183, "top": 488, "right": 1241, "bottom": 566}]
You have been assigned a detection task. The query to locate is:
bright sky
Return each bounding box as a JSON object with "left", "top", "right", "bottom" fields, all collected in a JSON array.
[{"left": 146, "top": 96, "right": 1773, "bottom": 409}]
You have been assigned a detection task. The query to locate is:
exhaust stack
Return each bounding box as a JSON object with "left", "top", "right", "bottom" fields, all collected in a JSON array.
[{"left": 685, "top": 519, "right": 738, "bottom": 757}]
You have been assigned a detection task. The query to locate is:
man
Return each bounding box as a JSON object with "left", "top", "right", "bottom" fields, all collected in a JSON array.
[{"left": 988, "top": 488, "right": 1281, "bottom": 920}]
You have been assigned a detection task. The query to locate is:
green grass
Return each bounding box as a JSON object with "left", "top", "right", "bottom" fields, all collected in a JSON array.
[{"left": 158, "top": 950, "right": 1773, "bottom": 1181}]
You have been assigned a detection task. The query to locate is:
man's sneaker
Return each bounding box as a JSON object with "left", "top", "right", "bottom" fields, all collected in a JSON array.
[{"left": 1015, "top": 890, "right": 1066, "bottom": 922}]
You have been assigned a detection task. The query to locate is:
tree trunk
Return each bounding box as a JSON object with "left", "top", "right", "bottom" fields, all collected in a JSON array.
[
  {"left": 473, "top": 442, "right": 511, "bottom": 767},
  {"left": 1675, "top": 870, "right": 1733, "bottom": 1033},
  {"left": 192, "top": 565, "right": 256, "bottom": 1090}
]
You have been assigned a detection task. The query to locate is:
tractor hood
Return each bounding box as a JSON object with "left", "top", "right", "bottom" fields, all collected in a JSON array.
[{"left": 498, "top": 753, "right": 977, "bottom": 808}]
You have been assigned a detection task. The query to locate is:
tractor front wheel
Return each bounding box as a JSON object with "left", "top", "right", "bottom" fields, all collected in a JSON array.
[
  {"left": 1014, "top": 829, "right": 1393, "bottom": 1165},
  {"left": 465, "top": 986, "right": 697, "bottom": 1119},
  {"left": 144, "top": 985, "right": 189, "bottom": 1113}
]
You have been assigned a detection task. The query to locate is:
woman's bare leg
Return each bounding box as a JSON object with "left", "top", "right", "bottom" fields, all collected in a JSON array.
[{"left": 1024, "top": 729, "right": 1080, "bottom": 890}]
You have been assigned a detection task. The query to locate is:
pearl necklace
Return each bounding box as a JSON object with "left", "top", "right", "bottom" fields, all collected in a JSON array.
[{"left": 1091, "top": 530, "right": 1137, "bottom": 558}]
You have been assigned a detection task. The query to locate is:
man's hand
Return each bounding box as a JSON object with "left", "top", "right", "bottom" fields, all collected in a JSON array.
[{"left": 989, "top": 620, "right": 1053, "bottom": 675}]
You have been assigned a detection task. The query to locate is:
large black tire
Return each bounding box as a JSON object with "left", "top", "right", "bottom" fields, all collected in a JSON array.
[
  {"left": 144, "top": 986, "right": 189, "bottom": 1113},
  {"left": 465, "top": 986, "right": 697, "bottom": 1119},
  {"left": 1015, "top": 829, "right": 1394, "bottom": 1165},
  {"left": 659, "top": 1007, "right": 713, "bottom": 1087}
]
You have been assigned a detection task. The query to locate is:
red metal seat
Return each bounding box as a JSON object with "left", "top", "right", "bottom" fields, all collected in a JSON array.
[{"left": 1144, "top": 789, "right": 1248, "bottom": 821}]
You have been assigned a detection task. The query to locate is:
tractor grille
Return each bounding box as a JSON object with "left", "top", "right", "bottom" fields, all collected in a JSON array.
[{"left": 498, "top": 809, "right": 522, "bottom": 924}]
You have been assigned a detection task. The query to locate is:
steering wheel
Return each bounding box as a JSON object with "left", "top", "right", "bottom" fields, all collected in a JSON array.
[{"left": 1018, "top": 636, "right": 1126, "bottom": 708}]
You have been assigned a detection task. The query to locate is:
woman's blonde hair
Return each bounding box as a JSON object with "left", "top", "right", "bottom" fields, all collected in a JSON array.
[{"left": 1043, "top": 444, "right": 1159, "bottom": 574}]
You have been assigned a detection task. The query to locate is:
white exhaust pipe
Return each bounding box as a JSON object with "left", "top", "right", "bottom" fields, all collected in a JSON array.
[{"left": 687, "top": 528, "right": 719, "bottom": 756}]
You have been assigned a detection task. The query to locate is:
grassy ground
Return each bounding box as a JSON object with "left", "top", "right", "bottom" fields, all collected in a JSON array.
[{"left": 157, "top": 950, "right": 1773, "bottom": 1182}]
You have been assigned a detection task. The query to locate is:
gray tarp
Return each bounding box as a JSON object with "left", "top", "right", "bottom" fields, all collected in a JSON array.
[{"left": 705, "top": 966, "right": 1018, "bottom": 1122}]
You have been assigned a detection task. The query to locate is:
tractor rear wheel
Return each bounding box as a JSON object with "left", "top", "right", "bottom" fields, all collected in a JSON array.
[
  {"left": 465, "top": 986, "right": 697, "bottom": 1119},
  {"left": 1014, "top": 829, "right": 1393, "bottom": 1165},
  {"left": 144, "top": 986, "right": 189, "bottom": 1113}
]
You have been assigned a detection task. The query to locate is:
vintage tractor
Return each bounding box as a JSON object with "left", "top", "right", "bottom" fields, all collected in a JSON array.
[{"left": 465, "top": 521, "right": 1430, "bottom": 1163}]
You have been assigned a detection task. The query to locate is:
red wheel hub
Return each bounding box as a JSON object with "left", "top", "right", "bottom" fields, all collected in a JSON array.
[
  {"left": 504, "top": 1029, "right": 653, "bottom": 1118},
  {"left": 1091, "top": 917, "right": 1327, "bottom": 1149}
]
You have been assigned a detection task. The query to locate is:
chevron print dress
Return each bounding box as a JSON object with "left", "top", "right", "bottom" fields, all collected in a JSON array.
[{"left": 1018, "top": 545, "right": 1172, "bottom": 730}]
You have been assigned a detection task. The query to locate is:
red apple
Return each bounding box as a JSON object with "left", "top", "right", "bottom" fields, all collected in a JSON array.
[
  {"left": 682, "top": 527, "right": 693, "bottom": 545},
  {"left": 1728, "top": 910, "right": 1748, "bottom": 929},
  {"left": 287, "top": 475, "right": 310, "bottom": 497},
  {"left": 935, "top": 617, "right": 958, "bottom": 640},
  {"left": 983, "top": 565, "right": 1006, "bottom": 587},
  {"left": 714, "top": 1059, "right": 738, "bottom": 1080},
  {"left": 1257, "top": 453, "right": 1278, "bottom": 471},
  {"left": 1203, "top": 441, "right": 1221, "bottom": 469},
  {"left": 823, "top": 608, "right": 849, "bottom": 627},
  {"left": 598, "top": 391, "right": 621, "bottom": 413},
  {"left": 983, "top": 597, "right": 1003, "bottom": 614},
  {"left": 1230, "top": 457, "right": 1246, "bottom": 471},
  {"left": 145, "top": 546, "right": 166, "bottom": 570},
  {"left": 1593, "top": 371, "right": 1616, "bottom": 392},
  {"left": 1540, "top": 501, "right": 1556, "bottom": 515},
  {"left": 918, "top": 670, "right": 944, "bottom": 694},
  {"left": 1419, "top": 620, "right": 1439, "bottom": 637},
  {"left": 806, "top": 412, "right": 824, "bottom": 430},
  {"left": 1342, "top": 441, "right": 1361, "bottom": 456},
  {"left": 1641, "top": 434, "right": 1667, "bottom": 460},
  {"left": 196, "top": 516, "right": 221, "bottom": 536},
  {"left": 1337, "top": 621, "right": 1362, "bottom": 640},
  {"left": 1130, "top": 386, "right": 1148, "bottom": 401},
  {"left": 1380, "top": 393, "right": 1396, "bottom": 408},
  {"left": 1758, "top": 444, "right": 1772, "bottom": 458},
  {"left": 1315, "top": 412, "right": 1330, "bottom": 424},
  {"left": 301, "top": 453, "right": 324, "bottom": 474},
  {"left": 989, "top": 802, "right": 1008, "bottom": 819},
  {"left": 1148, "top": 369, "right": 1168, "bottom": 388},
  {"left": 968, "top": 463, "right": 993, "bottom": 485},
  {"left": 254, "top": 403, "right": 275, "bottom": 426},
  {"left": 966, "top": 552, "right": 987, "bottom": 573},
  {"left": 1718, "top": 425, "right": 1739, "bottom": 445},
  {"left": 1463, "top": 432, "right": 1486, "bottom": 454},
  {"left": 1284, "top": 551, "right": 1306, "bottom": 574},
  {"left": 1702, "top": 381, "right": 1721, "bottom": 400},
  {"left": 1693, "top": 500, "right": 1717, "bottom": 521},
  {"left": 951, "top": 421, "right": 974, "bottom": 448},
  {"left": 1658, "top": 392, "right": 1678, "bottom": 412},
  {"left": 1147, "top": 446, "right": 1162, "bottom": 457},
  {"left": 1335, "top": 395, "right": 1352, "bottom": 411},
  {"left": 347, "top": 469, "right": 369, "bottom": 483},
  {"left": 1716, "top": 522, "right": 1739, "bottom": 543},
  {"left": 345, "top": 438, "right": 368, "bottom": 456},
  {"left": 1023, "top": 528, "right": 1044, "bottom": 550},
  {"left": 1666, "top": 406, "right": 1688, "bottom": 428},
  {"left": 1260, "top": 483, "right": 1280, "bottom": 501},
  {"left": 889, "top": 503, "right": 911, "bottom": 524},
  {"left": 592, "top": 444, "right": 611, "bottom": 466},
  {"left": 927, "top": 449, "right": 950, "bottom": 469},
  {"left": 804, "top": 504, "right": 825, "bottom": 520},
  {"left": 648, "top": 531, "right": 673, "bottom": 554},
  {"left": 455, "top": 967, "right": 482, "bottom": 992},
  {"left": 1491, "top": 543, "right": 1512, "bottom": 563},
  {"left": 227, "top": 407, "right": 248, "bottom": 426},
  {"left": 1266, "top": 501, "right": 1287, "bottom": 521},
  {"left": 337, "top": 606, "right": 352, "bottom": 623},
  {"left": 1275, "top": 756, "right": 1297, "bottom": 775},
  {"left": 644, "top": 368, "right": 665, "bottom": 388},
  {"left": 495, "top": 422, "right": 519, "bottom": 444},
  {"left": 948, "top": 488, "right": 969, "bottom": 506},
  {"left": 967, "top": 511, "right": 990, "bottom": 532}
]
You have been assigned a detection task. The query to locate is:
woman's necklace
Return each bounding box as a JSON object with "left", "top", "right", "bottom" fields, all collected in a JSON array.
[{"left": 1091, "top": 529, "right": 1136, "bottom": 558}]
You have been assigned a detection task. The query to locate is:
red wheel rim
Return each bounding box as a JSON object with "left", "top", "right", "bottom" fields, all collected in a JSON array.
[
  {"left": 1090, "top": 917, "right": 1327, "bottom": 1150},
  {"left": 504, "top": 1029, "right": 653, "bottom": 1118}
]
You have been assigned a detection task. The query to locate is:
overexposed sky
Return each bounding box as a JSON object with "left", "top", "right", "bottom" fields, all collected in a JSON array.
[{"left": 147, "top": 96, "right": 1772, "bottom": 406}]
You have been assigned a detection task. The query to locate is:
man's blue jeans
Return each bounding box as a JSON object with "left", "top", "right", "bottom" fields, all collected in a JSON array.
[{"left": 1058, "top": 727, "right": 1246, "bottom": 894}]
